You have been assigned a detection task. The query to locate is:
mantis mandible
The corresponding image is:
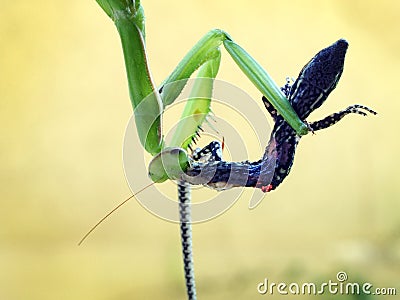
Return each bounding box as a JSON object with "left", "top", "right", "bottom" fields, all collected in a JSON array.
[{"left": 83, "top": 1, "right": 376, "bottom": 299}]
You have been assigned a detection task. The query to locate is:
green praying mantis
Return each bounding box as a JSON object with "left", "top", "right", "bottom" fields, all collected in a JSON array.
[
  {"left": 86, "top": 0, "right": 318, "bottom": 299},
  {"left": 94, "top": 0, "right": 309, "bottom": 177}
]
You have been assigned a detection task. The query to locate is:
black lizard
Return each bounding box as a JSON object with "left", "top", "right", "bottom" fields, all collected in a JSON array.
[{"left": 183, "top": 39, "right": 377, "bottom": 192}]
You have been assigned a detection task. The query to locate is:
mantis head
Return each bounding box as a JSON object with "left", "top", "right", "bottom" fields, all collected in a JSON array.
[{"left": 148, "top": 147, "right": 190, "bottom": 183}]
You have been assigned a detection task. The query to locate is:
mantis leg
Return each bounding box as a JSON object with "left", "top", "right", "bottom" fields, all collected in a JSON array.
[
  {"left": 222, "top": 40, "right": 307, "bottom": 135},
  {"left": 96, "top": 0, "right": 163, "bottom": 155},
  {"left": 168, "top": 49, "right": 222, "bottom": 149},
  {"left": 160, "top": 29, "right": 309, "bottom": 140}
]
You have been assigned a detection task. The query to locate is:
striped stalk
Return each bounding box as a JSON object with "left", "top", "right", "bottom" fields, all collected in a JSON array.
[{"left": 178, "top": 180, "right": 197, "bottom": 300}]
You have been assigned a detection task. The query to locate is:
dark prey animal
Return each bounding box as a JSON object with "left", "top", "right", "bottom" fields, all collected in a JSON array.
[{"left": 182, "top": 39, "right": 377, "bottom": 192}]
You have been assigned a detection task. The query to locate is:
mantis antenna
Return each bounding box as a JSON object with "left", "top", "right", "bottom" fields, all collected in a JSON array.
[{"left": 77, "top": 182, "right": 155, "bottom": 246}]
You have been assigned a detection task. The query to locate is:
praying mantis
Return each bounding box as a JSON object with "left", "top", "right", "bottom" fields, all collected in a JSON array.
[{"left": 86, "top": 1, "right": 376, "bottom": 299}]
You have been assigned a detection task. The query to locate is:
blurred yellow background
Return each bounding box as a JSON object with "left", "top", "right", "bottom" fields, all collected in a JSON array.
[{"left": 1, "top": 1, "right": 399, "bottom": 299}]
